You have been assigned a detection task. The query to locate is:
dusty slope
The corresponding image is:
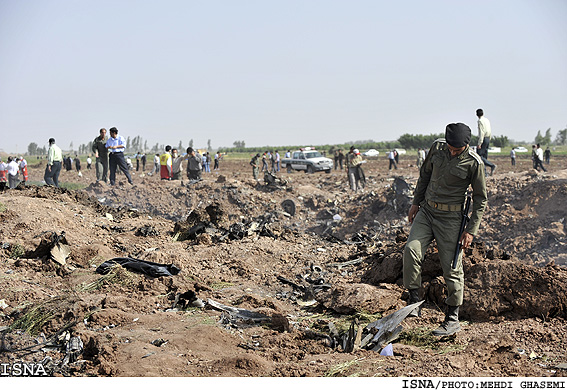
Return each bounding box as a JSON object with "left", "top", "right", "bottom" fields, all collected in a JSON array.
[{"left": 0, "top": 154, "right": 566, "bottom": 377}]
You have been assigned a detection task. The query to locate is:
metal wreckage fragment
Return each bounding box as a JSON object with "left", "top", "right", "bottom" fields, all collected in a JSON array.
[
  {"left": 274, "top": 255, "right": 424, "bottom": 354},
  {"left": 318, "top": 300, "right": 425, "bottom": 353},
  {"left": 359, "top": 300, "right": 424, "bottom": 351}
]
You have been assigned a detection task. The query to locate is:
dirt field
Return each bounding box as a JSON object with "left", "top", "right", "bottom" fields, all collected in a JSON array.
[{"left": 0, "top": 153, "right": 566, "bottom": 377}]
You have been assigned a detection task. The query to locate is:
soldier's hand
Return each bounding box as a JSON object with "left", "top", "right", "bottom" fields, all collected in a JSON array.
[
  {"left": 460, "top": 231, "right": 474, "bottom": 249},
  {"left": 408, "top": 205, "right": 419, "bottom": 224}
]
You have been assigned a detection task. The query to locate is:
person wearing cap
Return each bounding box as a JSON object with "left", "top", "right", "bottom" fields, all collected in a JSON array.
[
  {"left": 44, "top": 138, "right": 63, "bottom": 187},
  {"left": 403, "top": 123, "right": 487, "bottom": 336},
  {"left": 105, "top": 127, "right": 133, "bottom": 185}
]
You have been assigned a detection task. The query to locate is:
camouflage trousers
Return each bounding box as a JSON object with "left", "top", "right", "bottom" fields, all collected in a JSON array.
[{"left": 403, "top": 202, "right": 464, "bottom": 306}]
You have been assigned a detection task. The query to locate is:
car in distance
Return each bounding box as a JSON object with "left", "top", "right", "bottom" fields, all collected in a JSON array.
[
  {"left": 363, "top": 149, "right": 380, "bottom": 157},
  {"left": 488, "top": 147, "right": 501, "bottom": 153},
  {"left": 513, "top": 146, "right": 528, "bottom": 153},
  {"left": 281, "top": 147, "right": 333, "bottom": 174}
]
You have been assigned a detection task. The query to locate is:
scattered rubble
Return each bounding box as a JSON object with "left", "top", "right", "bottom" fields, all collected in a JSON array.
[{"left": 0, "top": 157, "right": 566, "bottom": 377}]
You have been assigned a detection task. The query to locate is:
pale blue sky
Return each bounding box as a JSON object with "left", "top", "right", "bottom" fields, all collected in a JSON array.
[{"left": 1, "top": 0, "right": 566, "bottom": 154}]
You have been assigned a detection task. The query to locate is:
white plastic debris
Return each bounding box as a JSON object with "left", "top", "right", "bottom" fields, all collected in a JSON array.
[{"left": 380, "top": 343, "right": 393, "bottom": 356}]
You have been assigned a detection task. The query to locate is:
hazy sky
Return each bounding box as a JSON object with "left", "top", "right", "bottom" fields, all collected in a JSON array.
[{"left": 1, "top": 0, "right": 566, "bottom": 154}]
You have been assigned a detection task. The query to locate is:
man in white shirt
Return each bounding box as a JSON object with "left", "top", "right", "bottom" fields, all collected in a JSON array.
[
  {"left": 105, "top": 127, "right": 133, "bottom": 185},
  {"left": 476, "top": 108, "right": 496, "bottom": 175},
  {"left": 7, "top": 157, "right": 20, "bottom": 189},
  {"left": 151, "top": 154, "right": 159, "bottom": 175},
  {"left": 534, "top": 144, "right": 547, "bottom": 172},
  {"left": 275, "top": 150, "right": 281, "bottom": 172},
  {"left": 388, "top": 150, "right": 397, "bottom": 170},
  {"left": 44, "top": 138, "right": 63, "bottom": 187}
]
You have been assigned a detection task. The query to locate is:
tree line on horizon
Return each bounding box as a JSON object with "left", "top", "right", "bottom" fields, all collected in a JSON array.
[{"left": 22, "top": 126, "right": 567, "bottom": 157}]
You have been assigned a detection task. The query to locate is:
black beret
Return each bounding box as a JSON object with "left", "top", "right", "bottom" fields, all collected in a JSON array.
[{"left": 445, "top": 123, "right": 471, "bottom": 147}]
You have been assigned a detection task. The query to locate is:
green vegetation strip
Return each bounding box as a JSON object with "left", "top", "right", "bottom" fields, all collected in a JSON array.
[{"left": 9, "top": 297, "right": 66, "bottom": 336}]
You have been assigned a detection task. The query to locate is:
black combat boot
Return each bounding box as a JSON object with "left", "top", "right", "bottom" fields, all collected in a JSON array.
[
  {"left": 432, "top": 305, "right": 461, "bottom": 336},
  {"left": 407, "top": 289, "right": 422, "bottom": 318}
]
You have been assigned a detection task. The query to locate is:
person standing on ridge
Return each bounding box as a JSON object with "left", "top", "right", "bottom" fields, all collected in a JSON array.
[
  {"left": 185, "top": 147, "right": 202, "bottom": 181},
  {"left": 92, "top": 128, "right": 109, "bottom": 183},
  {"left": 105, "top": 127, "right": 133, "bottom": 185},
  {"left": 476, "top": 108, "right": 496, "bottom": 176},
  {"left": 534, "top": 144, "right": 547, "bottom": 172},
  {"left": 403, "top": 123, "right": 487, "bottom": 337},
  {"left": 250, "top": 153, "right": 261, "bottom": 182},
  {"left": 171, "top": 148, "right": 183, "bottom": 180},
  {"left": 160, "top": 145, "right": 173, "bottom": 180},
  {"left": 44, "top": 138, "right": 63, "bottom": 187}
]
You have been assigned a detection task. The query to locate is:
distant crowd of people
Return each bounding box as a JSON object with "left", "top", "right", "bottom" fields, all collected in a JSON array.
[
  {"left": 249, "top": 150, "right": 282, "bottom": 181},
  {"left": 88, "top": 127, "right": 224, "bottom": 186},
  {"left": 0, "top": 128, "right": 227, "bottom": 189},
  {"left": 260, "top": 150, "right": 281, "bottom": 173},
  {"left": 2, "top": 109, "right": 557, "bottom": 191},
  {"left": 0, "top": 155, "right": 28, "bottom": 190}
]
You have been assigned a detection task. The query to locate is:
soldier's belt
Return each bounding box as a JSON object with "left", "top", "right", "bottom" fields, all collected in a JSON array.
[{"left": 427, "top": 200, "right": 462, "bottom": 212}]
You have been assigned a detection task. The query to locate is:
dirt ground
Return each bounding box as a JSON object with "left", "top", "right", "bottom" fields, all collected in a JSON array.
[{"left": 0, "top": 152, "right": 566, "bottom": 378}]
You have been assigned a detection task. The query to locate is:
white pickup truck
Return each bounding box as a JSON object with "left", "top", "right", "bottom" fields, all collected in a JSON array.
[{"left": 281, "top": 148, "right": 333, "bottom": 174}]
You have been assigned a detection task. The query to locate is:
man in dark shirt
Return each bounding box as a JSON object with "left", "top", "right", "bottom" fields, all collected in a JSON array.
[{"left": 92, "top": 128, "right": 109, "bottom": 182}]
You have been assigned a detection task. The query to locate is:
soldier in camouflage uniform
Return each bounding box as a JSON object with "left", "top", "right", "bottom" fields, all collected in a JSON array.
[{"left": 403, "top": 123, "right": 487, "bottom": 336}]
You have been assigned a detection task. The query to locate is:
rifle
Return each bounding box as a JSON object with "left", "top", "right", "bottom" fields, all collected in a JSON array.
[{"left": 452, "top": 195, "right": 472, "bottom": 269}]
